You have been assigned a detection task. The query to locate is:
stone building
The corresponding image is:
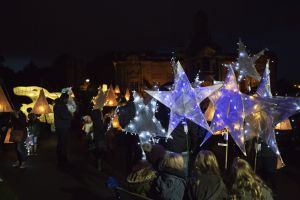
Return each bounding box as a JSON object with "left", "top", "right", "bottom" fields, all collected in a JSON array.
[{"left": 112, "top": 11, "right": 277, "bottom": 93}]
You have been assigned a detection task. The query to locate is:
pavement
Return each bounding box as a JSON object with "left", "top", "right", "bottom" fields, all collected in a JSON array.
[
  {"left": 1, "top": 129, "right": 300, "bottom": 200},
  {"left": 0, "top": 130, "right": 119, "bottom": 200}
]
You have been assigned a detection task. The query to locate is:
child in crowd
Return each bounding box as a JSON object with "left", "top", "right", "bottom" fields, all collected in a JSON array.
[
  {"left": 152, "top": 152, "right": 186, "bottom": 200},
  {"left": 187, "top": 150, "right": 227, "bottom": 200},
  {"left": 126, "top": 160, "right": 157, "bottom": 197},
  {"left": 228, "top": 157, "right": 273, "bottom": 200}
]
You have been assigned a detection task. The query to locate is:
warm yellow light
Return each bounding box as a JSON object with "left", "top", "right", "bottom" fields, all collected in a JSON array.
[
  {"left": 125, "top": 88, "right": 130, "bottom": 101},
  {"left": 275, "top": 118, "right": 292, "bottom": 130},
  {"left": 204, "top": 102, "right": 215, "bottom": 121},
  {"left": 240, "top": 136, "right": 245, "bottom": 143},
  {"left": 0, "top": 86, "right": 13, "bottom": 112},
  {"left": 104, "top": 86, "right": 118, "bottom": 107},
  {"left": 102, "top": 84, "right": 108, "bottom": 92},
  {"left": 114, "top": 85, "right": 120, "bottom": 94},
  {"left": 39, "top": 106, "right": 45, "bottom": 112},
  {"left": 234, "top": 123, "right": 240, "bottom": 130},
  {"left": 13, "top": 86, "right": 60, "bottom": 124},
  {"left": 112, "top": 116, "right": 121, "bottom": 130}
]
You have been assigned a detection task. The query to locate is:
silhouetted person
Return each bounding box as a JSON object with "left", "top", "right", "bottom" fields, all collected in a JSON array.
[
  {"left": 11, "top": 110, "right": 27, "bottom": 169},
  {"left": 0, "top": 113, "right": 10, "bottom": 152},
  {"left": 54, "top": 93, "right": 72, "bottom": 167},
  {"left": 90, "top": 108, "right": 106, "bottom": 171}
]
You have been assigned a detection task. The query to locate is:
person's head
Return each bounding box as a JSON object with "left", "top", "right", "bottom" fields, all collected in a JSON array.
[
  {"left": 60, "top": 93, "right": 69, "bottom": 104},
  {"left": 194, "top": 150, "right": 220, "bottom": 175},
  {"left": 27, "top": 107, "right": 33, "bottom": 113},
  {"left": 147, "top": 144, "right": 166, "bottom": 166},
  {"left": 230, "top": 157, "right": 269, "bottom": 199},
  {"left": 142, "top": 143, "right": 152, "bottom": 154},
  {"left": 159, "top": 152, "right": 184, "bottom": 171}
]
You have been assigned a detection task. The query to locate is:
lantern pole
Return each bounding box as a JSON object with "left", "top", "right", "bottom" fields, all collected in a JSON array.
[{"left": 218, "top": 129, "right": 229, "bottom": 170}]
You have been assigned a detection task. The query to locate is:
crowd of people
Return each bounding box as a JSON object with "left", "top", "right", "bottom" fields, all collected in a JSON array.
[{"left": 123, "top": 147, "right": 273, "bottom": 200}]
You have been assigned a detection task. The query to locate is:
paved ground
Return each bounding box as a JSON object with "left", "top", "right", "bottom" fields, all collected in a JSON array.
[
  {"left": 1, "top": 129, "right": 300, "bottom": 200},
  {"left": 0, "top": 131, "right": 118, "bottom": 200}
]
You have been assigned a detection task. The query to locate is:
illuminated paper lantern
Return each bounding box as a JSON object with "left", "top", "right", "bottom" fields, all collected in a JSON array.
[
  {"left": 112, "top": 115, "right": 121, "bottom": 130},
  {"left": 275, "top": 118, "right": 292, "bottom": 130},
  {"left": 0, "top": 86, "right": 13, "bottom": 112},
  {"left": 32, "top": 89, "right": 52, "bottom": 114},
  {"left": 4, "top": 128, "right": 13, "bottom": 144},
  {"left": 114, "top": 85, "right": 120, "bottom": 94},
  {"left": 13, "top": 86, "right": 60, "bottom": 124},
  {"left": 124, "top": 88, "right": 131, "bottom": 101},
  {"left": 204, "top": 102, "right": 215, "bottom": 122},
  {"left": 92, "top": 85, "right": 106, "bottom": 110},
  {"left": 104, "top": 86, "right": 118, "bottom": 107},
  {"left": 102, "top": 84, "right": 108, "bottom": 92}
]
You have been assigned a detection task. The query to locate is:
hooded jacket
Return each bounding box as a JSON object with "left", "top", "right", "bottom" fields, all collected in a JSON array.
[{"left": 154, "top": 167, "right": 186, "bottom": 200}]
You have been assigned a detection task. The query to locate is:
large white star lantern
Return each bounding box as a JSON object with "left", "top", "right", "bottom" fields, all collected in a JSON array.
[
  {"left": 231, "top": 39, "right": 266, "bottom": 82},
  {"left": 123, "top": 91, "right": 166, "bottom": 144},
  {"left": 145, "top": 61, "right": 213, "bottom": 139}
]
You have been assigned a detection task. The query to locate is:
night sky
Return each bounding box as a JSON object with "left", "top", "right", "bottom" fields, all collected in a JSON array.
[{"left": 1, "top": 0, "right": 300, "bottom": 82}]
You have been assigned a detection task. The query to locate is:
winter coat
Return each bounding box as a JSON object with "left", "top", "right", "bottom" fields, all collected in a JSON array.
[
  {"left": 126, "top": 167, "right": 157, "bottom": 197},
  {"left": 90, "top": 109, "right": 105, "bottom": 141},
  {"left": 187, "top": 171, "right": 227, "bottom": 200},
  {"left": 11, "top": 111, "right": 27, "bottom": 141},
  {"left": 54, "top": 99, "right": 72, "bottom": 129},
  {"left": 27, "top": 119, "right": 40, "bottom": 137},
  {"left": 229, "top": 187, "right": 273, "bottom": 200},
  {"left": 153, "top": 167, "right": 186, "bottom": 200}
]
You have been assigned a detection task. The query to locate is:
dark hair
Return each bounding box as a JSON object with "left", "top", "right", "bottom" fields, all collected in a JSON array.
[
  {"left": 60, "top": 93, "right": 69, "bottom": 101},
  {"left": 27, "top": 107, "right": 33, "bottom": 113}
]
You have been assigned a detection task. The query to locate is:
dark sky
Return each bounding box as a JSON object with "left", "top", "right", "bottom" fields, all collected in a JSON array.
[{"left": 1, "top": 0, "right": 300, "bottom": 82}]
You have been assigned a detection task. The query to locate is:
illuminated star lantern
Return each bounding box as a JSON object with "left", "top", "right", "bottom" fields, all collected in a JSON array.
[
  {"left": 194, "top": 84, "right": 223, "bottom": 105},
  {"left": 205, "top": 66, "right": 247, "bottom": 155},
  {"left": 232, "top": 39, "right": 266, "bottom": 82},
  {"left": 146, "top": 61, "right": 212, "bottom": 139},
  {"left": 32, "top": 89, "right": 52, "bottom": 115},
  {"left": 124, "top": 91, "right": 166, "bottom": 142},
  {"left": 247, "top": 61, "right": 300, "bottom": 160}
]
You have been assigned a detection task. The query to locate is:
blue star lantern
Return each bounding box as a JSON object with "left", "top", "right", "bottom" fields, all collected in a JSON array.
[{"left": 204, "top": 66, "right": 247, "bottom": 155}]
